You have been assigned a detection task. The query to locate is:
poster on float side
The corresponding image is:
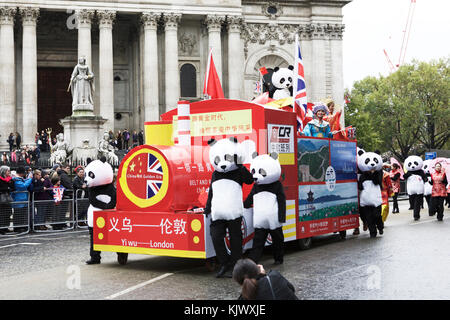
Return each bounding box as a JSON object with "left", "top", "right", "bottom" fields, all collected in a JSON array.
[{"left": 297, "top": 137, "right": 359, "bottom": 237}]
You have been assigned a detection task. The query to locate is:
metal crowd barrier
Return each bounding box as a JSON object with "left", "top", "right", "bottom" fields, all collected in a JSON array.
[
  {"left": 31, "top": 189, "right": 75, "bottom": 233},
  {"left": 74, "top": 188, "right": 89, "bottom": 229},
  {"left": 0, "top": 191, "right": 30, "bottom": 235},
  {"left": 0, "top": 188, "right": 93, "bottom": 236}
]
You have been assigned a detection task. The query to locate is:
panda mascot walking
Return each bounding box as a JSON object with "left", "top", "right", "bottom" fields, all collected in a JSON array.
[
  {"left": 84, "top": 157, "right": 117, "bottom": 264},
  {"left": 403, "top": 156, "right": 427, "bottom": 221},
  {"left": 357, "top": 150, "right": 384, "bottom": 238},
  {"left": 422, "top": 159, "right": 433, "bottom": 216},
  {"left": 244, "top": 152, "right": 286, "bottom": 265},
  {"left": 204, "top": 137, "right": 254, "bottom": 278}
]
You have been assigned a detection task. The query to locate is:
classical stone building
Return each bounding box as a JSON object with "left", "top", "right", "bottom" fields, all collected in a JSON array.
[{"left": 0, "top": 0, "right": 350, "bottom": 149}]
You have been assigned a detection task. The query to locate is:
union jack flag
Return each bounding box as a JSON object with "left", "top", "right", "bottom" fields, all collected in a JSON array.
[
  {"left": 254, "top": 80, "right": 262, "bottom": 94},
  {"left": 147, "top": 153, "right": 163, "bottom": 199},
  {"left": 293, "top": 34, "right": 308, "bottom": 133}
]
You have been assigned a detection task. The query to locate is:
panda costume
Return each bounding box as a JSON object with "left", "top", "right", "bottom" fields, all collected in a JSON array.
[
  {"left": 357, "top": 150, "right": 384, "bottom": 238},
  {"left": 244, "top": 152, "right": 286, "bottom": 265},
  {"left": 403, "top": 156, "right": 427, "bottom": 221},
  {"left": 422, "top": 159, "right": 433, "bottom": 216},
  {"left": 204, "top": 137, "right": 254, "bottom": 278},
  {"left": 84, "top": 157, "right": 117, "bottom": 264},
  {"left": 270, "top": 66, "right": 294, "bottom": 100}
]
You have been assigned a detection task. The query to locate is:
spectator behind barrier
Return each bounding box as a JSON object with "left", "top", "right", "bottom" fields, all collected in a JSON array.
[
  {"left": 11, "top": 166, "right": 32, "bottom": 233},
  {"left": 31, "top": 169, "right": 53, "bottom": 230},
  {"left": 0, "top": 166, "right": 14, "bottom": 233}
]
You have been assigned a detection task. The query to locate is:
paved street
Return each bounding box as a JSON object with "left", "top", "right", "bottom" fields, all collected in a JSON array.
[{"left": 1, "top": 199, "right": 449, "bottom": 300}]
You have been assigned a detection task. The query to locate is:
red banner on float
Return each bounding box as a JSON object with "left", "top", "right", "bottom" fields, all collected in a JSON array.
[{"left": 94, "top": 211, "right": 207, "bottom": 259}]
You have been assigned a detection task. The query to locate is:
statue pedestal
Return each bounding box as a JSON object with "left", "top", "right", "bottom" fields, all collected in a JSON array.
[{"left": 60, "top": 114, "right": 107, "bottom": 162}]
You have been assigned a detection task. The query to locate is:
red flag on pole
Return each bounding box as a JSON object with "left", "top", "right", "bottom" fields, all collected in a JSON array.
[{"left": 203, "top": 48, "right": 224, "bottom": 99}]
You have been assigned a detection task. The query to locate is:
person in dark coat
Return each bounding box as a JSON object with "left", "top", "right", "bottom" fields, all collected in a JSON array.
[
  {"left": 15, "top": 132, "right": 21, "bottom": 149},
  {"left": 138, "top": 130, "right": 144, "bottom": 145},
  {"left": 53, "top": 163, "right": 72, "bottom": 230},
  {"left": 73, "top": 166, "right": 88, "bottom": 226},
  {"left": 30, "top": 169, "right": 53, "bottom": 230},
  {"left": 0, "top": 166, "right": 15, "bottom": 233},
  {"left": 7, "top": 133, "right": 14, "bottom": 152},
  {"left": 232, "top": 258, "right": 298, "bottom": 300}
]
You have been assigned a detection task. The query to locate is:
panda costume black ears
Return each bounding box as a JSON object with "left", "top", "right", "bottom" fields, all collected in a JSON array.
[
  {"left": 100, "top": 156, "right": 107, "bottom": 163},
  {"left": 207, "top": 137, "right": 238, "bottom": 146},
  {"left": 251, "top": 151, "right": 278, "bottom": 160},
  {"left": 357, "top": 149, "right": 365, "bottom": 156},
  {"left": 374, "top": 150, "right": 381, "bottom": 155},
  {"left": 273, "top": 66, "right": 294, "bottom": 72}
]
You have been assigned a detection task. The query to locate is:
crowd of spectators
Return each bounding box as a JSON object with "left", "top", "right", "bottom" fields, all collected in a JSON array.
[
  {"left": 107, "top": 129, "right": 144, "bottom": 151},
  {"left": 0, "top": 162, "right": 91, "bottom": 234}
]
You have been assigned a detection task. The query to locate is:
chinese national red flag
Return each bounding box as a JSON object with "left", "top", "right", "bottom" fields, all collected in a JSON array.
[{"left": 203, "top": 49, "right": 224, "bottom": 99}]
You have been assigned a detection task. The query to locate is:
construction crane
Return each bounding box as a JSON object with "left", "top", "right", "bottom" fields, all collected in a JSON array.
[{"left": 383, "top": 0, "right": 416, "bottom": 73}]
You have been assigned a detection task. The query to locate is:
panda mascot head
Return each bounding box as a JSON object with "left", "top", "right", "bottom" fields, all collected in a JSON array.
[
  {"left": 84, "top": 157, "right": 116, "bottom": 228},
  {"left": 271, "top": 66, "right": 294, "bottom": 100},
  {"left": 250, "top": 152, "right": 281, "bottom": 185},
  {"left": 404, "top": 155, "right": 423, "bottom": 172},
  {"left": 84, "top": 157, "right": 114, "bottom": 188},
  {"left": 422, "top": 159, "right": 433, "bottom": 175},
  {"left": 422, "top": 159, "right": 433, "bottom": 196},
  {"left": 404, "top": 155, "right": 425, "bottom": 196},
  {"left": 208, "top": 137, "right": 242, "bottom": 173},
  {"left": 357, "top": 151, "right": 383, "bottom": 173}
]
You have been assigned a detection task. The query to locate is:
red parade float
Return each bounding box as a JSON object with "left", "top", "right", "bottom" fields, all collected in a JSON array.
[{"left": 93, "top": 98, "right": 359, "bottom": 265}]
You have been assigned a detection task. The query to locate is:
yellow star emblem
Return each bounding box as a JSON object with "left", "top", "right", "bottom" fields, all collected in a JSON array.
[{"left": 129, "top": 162, "right": 136, "bottom": 172}]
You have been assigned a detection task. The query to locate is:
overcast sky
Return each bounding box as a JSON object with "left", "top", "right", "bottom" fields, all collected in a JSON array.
[{"left": 342, "top": 0, "right": 450, "bottom": 90}]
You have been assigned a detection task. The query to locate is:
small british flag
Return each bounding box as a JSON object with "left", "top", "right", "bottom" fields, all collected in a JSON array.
[
  {"left": 147, "top": 153, "right": 163, "bottom": 199},
  {"left": 254, "top": 80, "right": 262, "bottom": 94}
]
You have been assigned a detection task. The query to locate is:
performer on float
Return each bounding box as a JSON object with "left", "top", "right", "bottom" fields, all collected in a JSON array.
[
  {"left": 301, "top": 104, "right": 335, "bottom": 138},
  {"left": 323, "top": 98, "right": 342, "bottom": 134}
]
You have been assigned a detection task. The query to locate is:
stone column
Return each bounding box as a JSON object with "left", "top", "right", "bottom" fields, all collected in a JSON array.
[
  {"left": 0, "top": 7, "right": 16, "bottom": 150},
  {"left": 227, "top": 16, "right": 244, "bottom": 100},
  {"left": 204, "top": 15, "right": 225, "bottom": 81},
  {"left": 97, "top": 10, "right": 116, "bottom": 132},
  {"left": 76, "top": 9, "right": 94, "bottom": 68},
  {"left": 329, "top": 24, "right": 345, "bottom": 127},
  {"left": 310, "top": 23, "right": 327, "bottom": 102},
  {"left": 163, "top": 13, "right": 181, "bottom": 112},
  {"left": 141, "top": 12, "right": 160, "bottom": 121},
  {"left": 20, "top": 7, "right": 39, "bottom": 146}
]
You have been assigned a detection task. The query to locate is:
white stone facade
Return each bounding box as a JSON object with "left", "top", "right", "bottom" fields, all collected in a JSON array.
[{"left": 0, "top": 0, "right": 350, "bottom": 149}]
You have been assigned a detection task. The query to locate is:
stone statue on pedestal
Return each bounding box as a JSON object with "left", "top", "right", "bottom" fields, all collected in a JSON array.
[
  {"left": 50, "top": 133, "right": 73, "bottom": 165},
  {"left": 98, "top": 132, "right": 119, "bottom": 166},
  {"left": 68, "top": 57, "right": 95, "bottom": 113}
]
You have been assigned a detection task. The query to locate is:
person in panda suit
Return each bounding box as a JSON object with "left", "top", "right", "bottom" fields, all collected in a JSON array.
[
  {"left": 358, "top": 150, "right": 384, "bottom": 238},
  {"left": 204, "top": 137, "right": 254, "bottom": 278},
  {"left": 84, "top": 157, "right": 117, "bottom": 264},
  {"left": 403, "top": 156, "right": 427, "bottom": 221},
  {"left": 244, "top": 152, "right": 286, "bottom": 265},
  {"left": 422, "top": 159, "right": 434, "bottom": 216}
]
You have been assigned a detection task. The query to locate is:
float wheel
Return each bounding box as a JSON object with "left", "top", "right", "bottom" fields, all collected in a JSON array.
[
  {"left": 339, "top": 230, "right": 347, "bottom": 240},
  {"left": 117, "top": 252, "right": 128, "bottom": 265},
  {"left": 298, "top": 237, "right": 312, "bottom": 250}
]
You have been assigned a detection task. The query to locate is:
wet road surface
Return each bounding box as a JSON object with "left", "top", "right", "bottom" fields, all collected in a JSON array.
[{"left": 1, "top": 199, "right": 449, "bottom": 300}]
